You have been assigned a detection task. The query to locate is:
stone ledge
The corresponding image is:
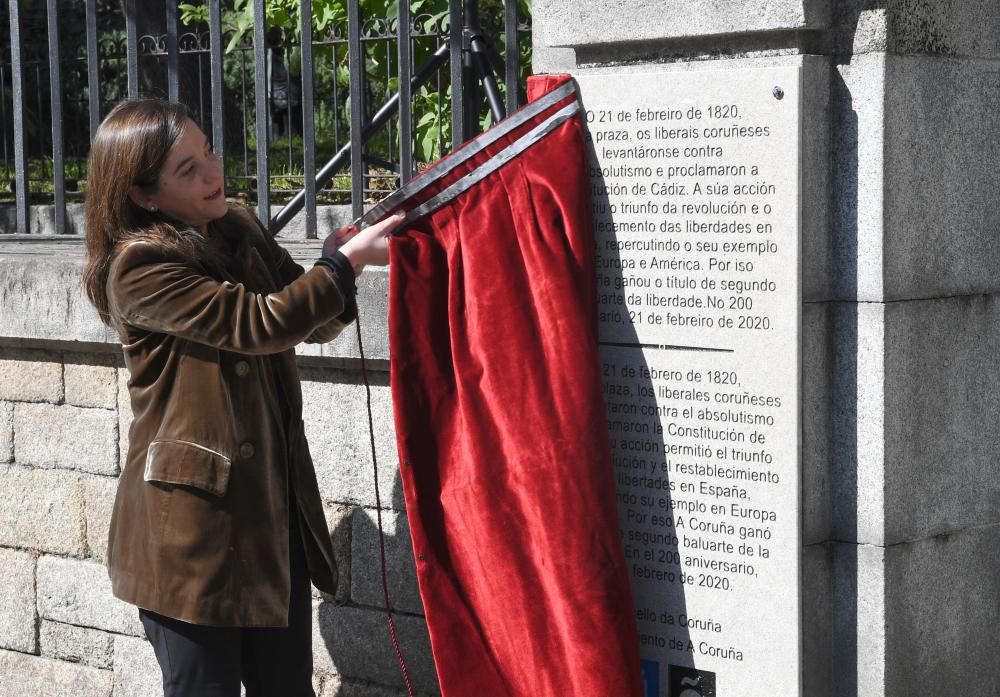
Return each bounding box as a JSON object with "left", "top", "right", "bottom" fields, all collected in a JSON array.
[
  {"left": 538, "top": 0, "right": 831, "bottom": 48},
  {"left": 836, "top": 0, "right": 1000, "bottom": 59},
  {"left": 0, "top": 203, "right": 355, "bottom": 238},
  {"left": 0, "top": 238, "right": 389, "bottom": 363}
]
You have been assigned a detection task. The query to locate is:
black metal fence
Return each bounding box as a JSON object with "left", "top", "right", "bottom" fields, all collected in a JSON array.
[{"left": 1, "top": 0, "right": 530, "bottom": 236}]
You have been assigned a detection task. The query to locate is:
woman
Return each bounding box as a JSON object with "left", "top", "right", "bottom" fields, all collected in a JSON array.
[{"left": 83, "top": 98, "right": 403, "bottom": 697}]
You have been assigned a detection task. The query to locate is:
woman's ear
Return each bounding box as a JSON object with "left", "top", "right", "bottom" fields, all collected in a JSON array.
[{"left": 128, "top": 185, "right": 158, "bottom": 213}]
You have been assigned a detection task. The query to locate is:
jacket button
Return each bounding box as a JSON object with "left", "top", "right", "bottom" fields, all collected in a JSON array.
[
  {"left": 239, "top": 442, "right": 255, "bottom": 459},
  {"left": 234, "top": 360, "right": 250, "bottom": 377}
]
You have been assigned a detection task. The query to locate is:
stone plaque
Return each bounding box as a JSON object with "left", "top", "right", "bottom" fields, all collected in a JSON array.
[{"left": 574, "top": 68, "right": 802, "bottom": 696}]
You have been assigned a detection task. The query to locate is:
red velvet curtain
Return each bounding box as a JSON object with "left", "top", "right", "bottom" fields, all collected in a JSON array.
[{"left": 388, "top": 74, "right": 642, "bottom": 696}]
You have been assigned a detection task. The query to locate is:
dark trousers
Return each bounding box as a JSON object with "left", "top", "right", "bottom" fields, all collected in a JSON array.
[{"left": 139, "top": 515, "right": 315, "bottom": 697}]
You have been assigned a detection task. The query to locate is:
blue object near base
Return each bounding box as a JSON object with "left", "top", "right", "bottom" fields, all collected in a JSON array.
[{"left": 642, "top": 659, "right": 660, "bottom": 697}]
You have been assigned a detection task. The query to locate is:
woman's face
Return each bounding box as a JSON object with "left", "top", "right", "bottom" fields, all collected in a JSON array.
[{"left": 132, "top": 118, "right": 228, "bottom": 227}]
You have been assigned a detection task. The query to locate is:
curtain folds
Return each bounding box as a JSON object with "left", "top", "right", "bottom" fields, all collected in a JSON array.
[{"left": 387, "top": 74, "right": 642, "bottom": 696}]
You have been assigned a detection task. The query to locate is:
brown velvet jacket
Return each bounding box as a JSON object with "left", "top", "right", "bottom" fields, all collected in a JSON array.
[{"left": 106, "top": 205, "right": 350, "bottom": 627}]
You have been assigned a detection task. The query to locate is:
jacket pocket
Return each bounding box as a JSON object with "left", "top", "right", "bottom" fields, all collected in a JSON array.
[{"left": 144, "top": 439, "right": 232, "bottom": 497}]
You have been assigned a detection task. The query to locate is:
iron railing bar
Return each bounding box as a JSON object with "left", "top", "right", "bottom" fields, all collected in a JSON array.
[
  {"left": 85, "top": 0, "right": 100, "bottom": 137},
  {"left": 0, "top": 67, "right": 8, "bottom": 175},
  {"left": 285, "top": 45, "right": 293, "bottom": 176},
  {"left": 9, "top": 0, "right": 28, "bottom": 234},
  {"left": 34, "top": 64, "right": 45, "bottom": 179},
  {"left": 300, "top": 0, "right": 317, "bottom": 238},
  {"left": 125, "top": 0, "right": 138, "bottom": 97},
  {"left": 449, "top": 0, "right": 464, "bottom": 148},
  {"left": 240, "top": 48, "right": 249, "bottom": 175},
  {"left": 460, "top": 1, "right": 484, "bottom": 141},
  {"left": 469, "top": 36, "right": 505, "bottom": 122},
  {"left": 196, "top": 50, "right": 205, "bottom": 128},
  {"left": 504, "top": 0, "right": 519, "bottom": 113},
  {"left": 383, "top": 26, "right": 393, "bottom": 182},
  {"left": 331, "top": 38, "right": 341, "bottom": 153},
  {"left": 166, "top": 0, "right": 179, "bottom": 102},
  {"left": 436, "top": 43, "right": 444, "bottom": 159},
  {"left": 46, "top": 0, "right": 66, "bottom": 234},
  {"left": 271, "top": 42, "right": 449, "bottom": 233},
  {"left": 397, "top": 0, "right": 413, "bottom": 183},
  {"left": 209, "top": 1, "right": 224, "bottom": 161},
  {"left": 347, "top": 0, "right": 364, "bottom": 221},
  {"left": 252, "top": 0, "right": 270, "bottom": 226}
]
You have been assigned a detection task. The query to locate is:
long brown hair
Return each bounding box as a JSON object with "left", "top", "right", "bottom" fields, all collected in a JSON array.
[{"left": 83, "top": 99, "right": 228, "bottom": 326}]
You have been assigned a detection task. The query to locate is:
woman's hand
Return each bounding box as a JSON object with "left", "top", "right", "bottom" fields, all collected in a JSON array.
[{"left": 324, "top": 213, "right": 404, "bottom": 276}]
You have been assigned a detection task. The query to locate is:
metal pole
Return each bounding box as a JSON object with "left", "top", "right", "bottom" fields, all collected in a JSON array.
[
  {"left": 300, "top": 0, "right": 317, "bottom": 238},
  {"left": 469, "top": 36, "right": 505, "bottom": 122},
  {"left": 347, "top": 0, "right": 365, "bottom": 220},
  {"left": 47, "top": 0, "right": 66, "bottom": 233},
  {"left": 504, "top": 0, "right": 520, "bottom": 114},
  {"left": 448, "top": 0, "right": 464, "bottom": 148},
  {"left": 252, "top": 0, "right": 270, "bottom": 226},
  {"left": 397, "top": 0, "right": 413, "bottom": 183},
  {"left": 8, "top": 0, "right": 29, "bottom": 234},
  {"left": 125, "top": 0, "right": 139, "bottom": 97},
  {"left": 166, "top": 0, "right": 179, "bottom": 102},
  {"left": 85, "top": 0, "right": 101, "bottom": 137},
  {"left": 208, "top": 0, "right": 225, "bottom": 160}
]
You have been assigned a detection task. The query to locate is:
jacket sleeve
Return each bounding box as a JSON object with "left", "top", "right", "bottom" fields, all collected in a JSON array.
[
  {"left": 108, "top": 241, "right": 350, "bottom": 355},
  {"left": 238, "top": 205, "right": 356, "bottom": 344}
]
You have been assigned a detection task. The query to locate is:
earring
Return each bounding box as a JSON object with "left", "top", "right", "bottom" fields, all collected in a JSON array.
[{"left": 149, "top": 206, "right": 158, "bottom": 212}]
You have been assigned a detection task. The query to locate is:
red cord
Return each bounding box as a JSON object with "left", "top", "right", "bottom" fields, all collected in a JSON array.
[{"left": 355, "top": 310, "right": 415, "bottom": 697}]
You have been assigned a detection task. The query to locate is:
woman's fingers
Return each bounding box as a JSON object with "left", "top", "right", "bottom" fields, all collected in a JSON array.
[
  {"left": 330, "top": 225, "right": 358, "bottom": 245},
  {"left": 365, "top": 212, "right": 405, "bottom": 239},
  {"left": 338, "top": 212, "right": 405, "bottom": 269},
  {"left": 322, "top": 224, "right": 359, "bottom": 257}
]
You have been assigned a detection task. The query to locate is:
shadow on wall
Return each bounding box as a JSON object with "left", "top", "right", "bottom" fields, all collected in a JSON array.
[
  {"left": 320, "top": 469, "right": 441, "bottom": 696},
  {"left": 804, "top": 4, "right": 864, "bottom": 697},
  {"left": 298, "top": 361, "right": 439, "bottom": 695},
  {"left": 583, "top": 112, "right": 694, "bottom": 682},
  {"left": 826, "top": 46, "right": 860, "bottom": 697}
]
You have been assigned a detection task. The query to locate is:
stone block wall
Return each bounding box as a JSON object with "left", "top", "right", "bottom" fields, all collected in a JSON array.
[
  {"left": 0, "top": 248, "right": 438, "bottom": 696},
  {"left": 534, "top": 1, "right": 1000, "bottom": 695}
]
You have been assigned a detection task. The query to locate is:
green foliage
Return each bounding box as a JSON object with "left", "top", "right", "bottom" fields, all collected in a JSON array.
[{"left": 179, "top": 0, "right": 531, "bottom": 178}]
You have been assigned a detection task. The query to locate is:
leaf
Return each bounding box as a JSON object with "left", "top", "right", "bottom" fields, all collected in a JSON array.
[
  {"left": 418, "top": 127, "right": 438, "bottom": 162},
  {"left": 422, "top": 9, "right": 449, "bottom": 33},
  {"left": 178, "top": 3, "right": 209, "bottom": 26}
]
